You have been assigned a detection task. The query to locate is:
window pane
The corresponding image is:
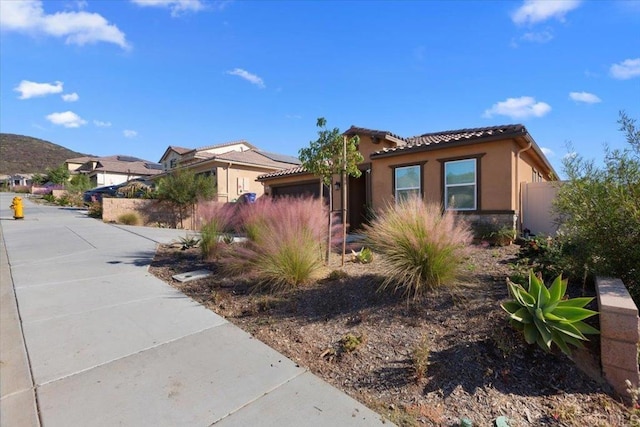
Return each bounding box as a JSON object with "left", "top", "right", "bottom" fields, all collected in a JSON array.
[
  {"left": 397, "top": 188, "right": 420, "bottom": 203},
  {"left": 446, "top": 185, "right": 475, "bottom": 209},
  {"left": 395, "top": 166, "right": 420, "bottom": 189},
  {"left": 446, "top": 160, "right": 475, "bottom": 185}
]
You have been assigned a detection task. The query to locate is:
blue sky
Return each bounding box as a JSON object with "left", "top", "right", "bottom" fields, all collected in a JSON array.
[{"left": 1, "top": 0, "right": 639, "bottom": 177}]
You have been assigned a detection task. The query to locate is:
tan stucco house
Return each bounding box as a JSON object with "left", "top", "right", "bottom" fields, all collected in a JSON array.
[
  {"left": 158, "top": 140, "right": 301, "bottom": 203},
  {"left": 257, "top": 124, "right": 556, "bottom": 231},
  {"left": 66, "top": 155, "right": 163, "bottom": 187}
]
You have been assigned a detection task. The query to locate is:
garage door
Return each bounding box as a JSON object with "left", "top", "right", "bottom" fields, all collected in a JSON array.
[{"left": 271, "top": 182, "right": 327, "bottom": 199}]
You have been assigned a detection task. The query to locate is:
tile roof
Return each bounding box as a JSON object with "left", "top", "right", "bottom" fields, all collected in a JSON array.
[
  {"left": 257, "top": 166, "right": 309, "bottom": 180},
  {"left": 92, "top": 159, "right": 163, "bottom": 176},
  {"left": 371, "top": 124, "right": 526, "bottom": 157},
  {"left": 195, "top": 139, "right": 256, "bottom": 152},
  {"left": 213, "top": 149, "right": 296, "bottom": 169},
  {"left": 168, "top": 146, "right": 192, "bottom": 155},
  {"left": 343, "top": 126, "right": 407, "bottom": 143}
]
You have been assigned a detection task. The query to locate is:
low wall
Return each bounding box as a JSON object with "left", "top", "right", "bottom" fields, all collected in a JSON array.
[
  {"left": 596, "top": 277, "right": 640, "bottom": 401},
  {"left": 102, "top": 199, "right": 224, "bottom": 230}
]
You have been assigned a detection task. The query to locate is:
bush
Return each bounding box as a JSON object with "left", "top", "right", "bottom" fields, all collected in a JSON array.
[
  {"left": 87, "top": 201, "right": 102, "bottom": 218},
  {"left": 554, "top": 112, "right": 640, "bottom": 304},
  {"left": 221, "top": 196, "right": 327, "bottom": 291},
  {"left": 117, "top": 212, "right": 141, "bottom": 226},
  {"left": 363, "top": 195, "right": 472, "bottom": 299}
]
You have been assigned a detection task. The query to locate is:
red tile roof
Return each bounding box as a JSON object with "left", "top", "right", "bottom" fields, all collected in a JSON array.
[{"left": 257, "top": 166, "right": 308, "bottom": 180}]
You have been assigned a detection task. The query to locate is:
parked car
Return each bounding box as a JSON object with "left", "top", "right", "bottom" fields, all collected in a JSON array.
[{"left": 83, "top": 185, "right": 123, "bottom": 204}]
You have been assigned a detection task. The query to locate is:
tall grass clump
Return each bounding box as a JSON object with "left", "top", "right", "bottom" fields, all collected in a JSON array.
[
  {"left": 198, "top": 202, "right": 236, "bottom": 261},
  {"left": 222, "top": 196, "right": 327, "bottom": 292},
  {"left": 363, "top": 195, "right": 472, "bottom": 299},
  {"left": 118, "top": 212, "right": 141, "bottom": 226}
]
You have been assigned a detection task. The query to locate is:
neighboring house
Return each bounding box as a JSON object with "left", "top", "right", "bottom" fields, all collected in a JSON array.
[
  {"left": 157, "top": 140, "right": 300, "bottom": 202},
  {"left": 66, "top": 155, "right": 163, "bottom": 187},
  {"left": 258, "top": 124, "right": 557, "bottom": 231},
  {"left": 0, "top": 173, "right": 34, "bottom": 189}
]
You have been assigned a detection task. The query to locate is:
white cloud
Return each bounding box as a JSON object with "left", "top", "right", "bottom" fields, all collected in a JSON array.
[
  {"left": 46, "top": 111, "right": 87, "bottom": 128},
  {"left": 93, "top": 120, "right": 112, "bottom": 127},
  {"left": 541, "top": 147, "right": 555, "bottom": 157},
  {"left": 226, "top": 68, "right": 265, "bottom": 88},
  {"left": 609, "top": 58, "right": 640, "bottom": 80},
  {"left": 130, "top": 0, "right": 205, "bottom": 17},
  {"left": 123, "top": 129, "right": 138, "bottom": 138},
  {"left": 512, "top": 0, "right": 581, "bottom": 25},
  {"left": 14, "top": 80, "right": 63, "bottom": 99},
  {"left": 0, "top": 0, "right": 129, "bottom": 49},
  {"left": 569, "top": 91, "right": 601, "bottom": 104},
  {"left": 62, "top": 92, "right": 79, "bottom": 102},
  {"left": 483, "top": 96, "right": 551, "bottom": 120},
  {"left": 521, "top": 30, "right": 553, "bottom": 43}
]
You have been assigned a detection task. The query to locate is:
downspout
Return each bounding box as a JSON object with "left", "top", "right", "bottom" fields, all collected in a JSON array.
[
  {"left": 515, "top": 138, "right": 533, "bottom": 232},
  {"left": 226, "top": 162, "right": 232, "bottom": 202}
]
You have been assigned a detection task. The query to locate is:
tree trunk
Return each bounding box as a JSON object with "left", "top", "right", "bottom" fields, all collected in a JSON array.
[{"left": 326, "top": 183, "right": 332, "bottom": 265}]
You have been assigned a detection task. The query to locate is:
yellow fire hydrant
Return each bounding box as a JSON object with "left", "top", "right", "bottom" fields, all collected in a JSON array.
[{"left": 10, "top": 196, "right": 24, "bottom": 219}]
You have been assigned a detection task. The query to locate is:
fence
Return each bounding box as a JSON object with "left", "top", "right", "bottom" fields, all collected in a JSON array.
[{"left": 521, "top": 181, "right": 562, "bottom": 236}]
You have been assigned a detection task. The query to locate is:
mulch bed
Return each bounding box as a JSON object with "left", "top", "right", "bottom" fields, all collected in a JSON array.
[{"left": 149, "top": 242, "right": 632, "bottom": 426}]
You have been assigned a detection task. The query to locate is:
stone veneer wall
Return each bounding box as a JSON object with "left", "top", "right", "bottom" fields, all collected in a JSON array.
[{"left": 596, "top": 277, "right": 640, "bottom": 400}]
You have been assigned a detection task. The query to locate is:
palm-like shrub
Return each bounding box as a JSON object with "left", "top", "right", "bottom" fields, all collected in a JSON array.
[
  {"left": 501, "top": 271, "right": 599, "bottom": 356},
  {"left": 363, "top": 196, "right": 472, "bottom": 299},
  {"left": 222, "top": 196, "right": 327, "bottom": 291}
]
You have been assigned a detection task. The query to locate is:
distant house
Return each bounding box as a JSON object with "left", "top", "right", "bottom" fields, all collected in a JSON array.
[
  {"left": 158, "top": 140, "right": 300, "bottom": 202},
  {"left": 0, "top": 173, "right": 34, "bottom": 189},
  {"left": 258, "top": 124, "right": 557, "bottom": 231},
  {"left": 66, "top": 155, "right": 163, "bottom": 187}
]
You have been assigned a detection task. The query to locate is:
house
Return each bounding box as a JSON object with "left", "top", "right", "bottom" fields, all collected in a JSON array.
[
  {"left": 157, "top": 140, "right": 301, "bottom": 203},
  {"left": 0, "top": 173, "right": 34, "bottom": 189},
  {"left": 66, "top": 155, "right": 163, "bottom": 187},
  {"left": 257, "top": 124, "right": 557, "bottom": 231}
]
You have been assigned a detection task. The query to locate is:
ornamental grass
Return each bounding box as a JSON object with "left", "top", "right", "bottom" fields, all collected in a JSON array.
[{"left": 363, "top": 195, "right": 472, "bottom": 299}]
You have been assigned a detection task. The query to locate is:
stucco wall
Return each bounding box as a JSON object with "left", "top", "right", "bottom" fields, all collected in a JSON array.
[{"left": 370, "top": 139, "right": 517, "bottom": 212}]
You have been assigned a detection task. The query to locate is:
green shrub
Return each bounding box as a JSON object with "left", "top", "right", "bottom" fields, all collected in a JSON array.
[
  {"left": 42, "top": 193, "right": 56, "bottom": 203},
  {"left": 87, "top": 201, "right": 102, "bottom": 218},
  {"left": 501, "top": 271, "right": 599, "bottom": 356},
  {"left": 554, "top": 112, "right": 640, "bottom": 305},
  {"left": 221, "top": 196, "right": 327, "bottom": 291},
  {"left": 117, "top": 212, "right": 141, "bottom": 226},
  {"left": 339, "top": 333, "right": 365, "bottom": 353},
  {"left": 351, "top": 247, "right": 373, "bottom": 263},
  {"left": 363, "top": 195, "right": 473, "bottom": 299}
]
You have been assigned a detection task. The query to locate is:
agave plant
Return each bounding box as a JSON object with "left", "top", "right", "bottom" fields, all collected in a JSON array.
[{"left": 501, "top": 271, "right": 599, "bottom": 356}]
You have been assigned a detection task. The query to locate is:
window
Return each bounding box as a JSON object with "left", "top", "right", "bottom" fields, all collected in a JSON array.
[
  {"left": 394, "top": 165, "right": 421, "bottom": 202},
  {"left": 169, "top": 159, "right": 177, "bottom": 169},
  {"left": 444, "top": 159, "right": 476, "bottom": 210}
]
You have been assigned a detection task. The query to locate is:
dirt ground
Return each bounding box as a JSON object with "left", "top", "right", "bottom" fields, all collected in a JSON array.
[{"left": 149, "top": 242, "right": 634, "bottom": 426}]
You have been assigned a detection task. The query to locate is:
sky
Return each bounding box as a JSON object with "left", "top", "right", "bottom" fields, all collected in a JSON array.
[{"left": 1, "top": 0, "right": 639, "bottom": 178}]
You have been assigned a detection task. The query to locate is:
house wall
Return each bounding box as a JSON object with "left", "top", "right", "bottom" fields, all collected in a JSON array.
[
  {"left": 92, "top": 172, "right": 142, "bottom": 187},
  {"left": 162, "top": 151, "right": 183, "bottom": 171},
  {"left": 370, "top": 138, "right": 517, "bottom": 213},
  {"left": 187, "top": 161, "right": 271, "bottom": 203}
]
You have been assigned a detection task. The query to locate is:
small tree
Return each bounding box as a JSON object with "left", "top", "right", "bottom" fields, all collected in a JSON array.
[
  {"left": 31, "top": 173, "right": 47, "bottom": 186},
  {"left": 46, "top": 164, "right": 70, "bottom": 185},
  {"left": 554, "top": 111, "right": 640, "bottom": 304},
  {"left": 155, "top": 168, "right": 216, "bottom": 229},
  {"left": 299, "top": 118, "right": 364, "bottom": 264}
]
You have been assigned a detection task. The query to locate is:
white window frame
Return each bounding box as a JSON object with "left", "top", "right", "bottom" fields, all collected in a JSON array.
[{"left": 444, "top": 159, "right": 477, "bottom": 211}]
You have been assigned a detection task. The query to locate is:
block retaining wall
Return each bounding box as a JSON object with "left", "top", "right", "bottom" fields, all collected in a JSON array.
[{"left": 596, "top": 277, "right": 640, "bottom": 400}]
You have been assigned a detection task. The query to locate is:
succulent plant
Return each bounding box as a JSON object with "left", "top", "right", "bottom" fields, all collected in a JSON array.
[
  {"left": 501, "top": 271, "right": 599, "bottom": 356},
  {"left": 351, "top": 247, "right": 373, "bottom": 264}
]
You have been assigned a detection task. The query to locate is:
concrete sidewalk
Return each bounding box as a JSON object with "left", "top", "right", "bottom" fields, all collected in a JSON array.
[{"left": 0, "top": 194, "right": 390, "bottom": 426}]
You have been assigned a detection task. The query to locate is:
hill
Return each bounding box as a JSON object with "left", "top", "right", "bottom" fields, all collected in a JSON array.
[{"left": 0, "top": 133, "right": 88, "bottom": 175}]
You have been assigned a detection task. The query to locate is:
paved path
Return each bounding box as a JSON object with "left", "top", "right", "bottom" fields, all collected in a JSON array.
[{"left": 0, "top": 194, "right": 390, "bottom": 426}]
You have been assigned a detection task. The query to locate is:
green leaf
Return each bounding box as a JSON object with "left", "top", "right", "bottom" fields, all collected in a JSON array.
[
  {"left": 510, "top": 307, "right": 533, "bottom": 324},
  {"left": 573, "top": 321, "right": 600, "bottom": 335},
  {"left": 527, "top": 272, "right": 543, "bottom": 308},
  {"left": 552, "top": 322, "right": 587, "bottom": 341},
  {"left": 552, "top": 306, "right": 598, "bottom": 322},
  {"left": 550, "top": 329, "right": 572, "bottom": 356},
  {"left": 556, "top": 297, "right": 594, "bottom": 308},
  {"left": 501, "top": 301, "right": 522, "bottom": 314},
  {"left": 524, "top": 323, "right": 538, "bottom": 344},
  {"left": 533, "top": 316, "right": 552, "bottom": 349},
  {"left": 548, "top": 274, "right": 566, "bottom": 303}
]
